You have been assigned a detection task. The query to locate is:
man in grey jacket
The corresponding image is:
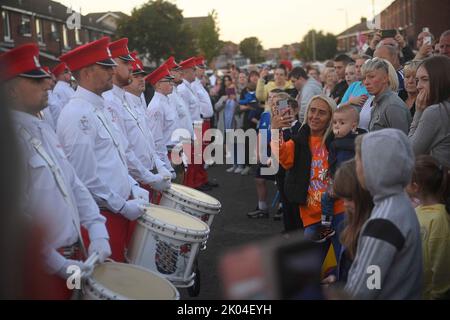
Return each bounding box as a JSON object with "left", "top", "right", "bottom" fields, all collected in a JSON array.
[
  {"left": 289, "top": 67, "right": 322, "bottom": 123},
  {"left": 345, "top": 129, "right": 422, "bottom": 299}
]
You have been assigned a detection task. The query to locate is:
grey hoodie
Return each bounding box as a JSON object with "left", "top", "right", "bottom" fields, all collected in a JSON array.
[{"left": 345, "top": 129, "right": 423, "bottom": 300}]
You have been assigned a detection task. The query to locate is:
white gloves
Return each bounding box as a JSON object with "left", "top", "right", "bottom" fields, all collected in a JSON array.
[
  {"left": 88, "top": 238, "right": 111, "bottom": 263},
  {"left": 131, "top": 184, "right": 149, "bottom": 201},
  {"left": 148, "top": 173, "right": 171, "bottom": 192},
  {"left": 157, "top": 165, "right": 176, "bottom": 181},
  {"left": 119, "top": 198, "right": 147, "bottom": 220},
  {"left": 56, "top": 258, "right": 93, "bottom": 280}
]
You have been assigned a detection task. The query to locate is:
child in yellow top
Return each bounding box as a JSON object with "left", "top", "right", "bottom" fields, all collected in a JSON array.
[{"left": 409, "top": 155, "right": 450, "bottom": 299}]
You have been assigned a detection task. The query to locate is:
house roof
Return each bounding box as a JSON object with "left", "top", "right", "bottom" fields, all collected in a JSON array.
[
  {"left": 0, "top": 0, "right": 115, "bottom": 33},
  {"left": 337, "top": 18, "right": 370, "bottom": 38},
  {"left": 85, "top": 11, "right": 129, "bottom": 24}
]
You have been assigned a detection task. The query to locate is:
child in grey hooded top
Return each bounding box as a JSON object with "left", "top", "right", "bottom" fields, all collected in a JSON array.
[{"left": 345, "top": 129, "right": 422, "bottom": 299}]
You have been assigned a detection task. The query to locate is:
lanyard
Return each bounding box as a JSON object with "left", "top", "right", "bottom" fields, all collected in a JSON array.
[
  {"left": 121, "top": 95, "right": 147, "bottom": 138},
  {"left": 94, "top": 109, "right": 127, "bottom": 167},
  {"left": 121, "top": 95, "right": 159, "bottom": 168}
]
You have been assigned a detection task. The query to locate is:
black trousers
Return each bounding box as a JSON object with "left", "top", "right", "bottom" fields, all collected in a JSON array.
[{"left": 276, "top": 168, "right": 303, "bottom": 232}]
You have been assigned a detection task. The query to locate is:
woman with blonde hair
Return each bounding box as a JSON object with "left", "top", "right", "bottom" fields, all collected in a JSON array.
[
  {"left": 403, "top": 60, "right": 422, "bottom": 117},
  {"left": 358, "top": 58, "right": 411, "bottom": 133},
  {"left": 322, "top": 67, "right": 338, "bottom": 98},
  {"left": 271, "top": 94, "right": 345, "bottom": 263}
]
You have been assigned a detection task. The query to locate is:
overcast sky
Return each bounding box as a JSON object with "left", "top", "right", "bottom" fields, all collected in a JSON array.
[{"left": 56, "top": 0, "right": 395, "bottom": 48}]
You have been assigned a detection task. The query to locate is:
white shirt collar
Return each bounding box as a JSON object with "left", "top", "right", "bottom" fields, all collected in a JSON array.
[
  {"left": 74, "top": 85, "right": 106, "bottom": 109},
  {"left": 11, "top": 110, "right": 42, "bottom": 128},
  {"left": 125, "top": 91, "right": 142, "bottom": 105},
  {"left": 112, "top": 84, "right": 126, "bottom": 99},
  {"left": 56, "top": 80, "right": 71, "bottom": 88},
  {"left": 154, "top": 91, "right": 169, "bottom": 101}
]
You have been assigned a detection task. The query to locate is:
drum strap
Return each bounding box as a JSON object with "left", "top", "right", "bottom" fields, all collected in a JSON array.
[
  {"left": 94, "top": 109, "right": 127, "bottom": 167},
  {"left": 20, "top": 127, "right": 88, "bottom": 257},
  {"left": 120, "top": 94, "right": 161, "bottom": 170}
]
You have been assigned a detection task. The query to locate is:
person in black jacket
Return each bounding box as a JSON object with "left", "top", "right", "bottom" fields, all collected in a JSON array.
[
  {"left": 331, "top": 55, "right": 354, "bottom": 105},
  {"left": 273, "top": 98, "right": 303, "bottom": 231}
]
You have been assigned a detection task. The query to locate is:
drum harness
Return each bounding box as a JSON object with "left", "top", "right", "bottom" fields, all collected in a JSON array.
[
  {"left": 94, "top": 108, "right": 128, "bottom": 168},
  {"left": 119, "top": 93, "right": 161, "bottom": 168}
]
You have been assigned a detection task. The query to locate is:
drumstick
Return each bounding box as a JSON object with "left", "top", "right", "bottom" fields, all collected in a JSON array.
[{"left": 81, "top": 252, "right": 99, "bottom": 279}]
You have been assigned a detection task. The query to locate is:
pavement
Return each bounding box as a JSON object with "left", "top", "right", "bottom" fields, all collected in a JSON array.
[{"left": 179, "top": 164, "right": 283, "bottom": 300}]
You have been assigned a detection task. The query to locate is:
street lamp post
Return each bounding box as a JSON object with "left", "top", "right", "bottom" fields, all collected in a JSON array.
[{"left": 338, "top": 8, "right": 349, "bottom": 30}]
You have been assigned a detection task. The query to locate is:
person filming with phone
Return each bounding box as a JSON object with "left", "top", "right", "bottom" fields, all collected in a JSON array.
[
  {"left": 366, "top": 29, "right": 415, "bottom": 64},
  {"left": 415, "top": 28, "right": 435, "bottom": 60}
]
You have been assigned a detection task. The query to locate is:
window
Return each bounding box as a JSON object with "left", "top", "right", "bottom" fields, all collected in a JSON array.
[
  {"left": 35, "top": 18, "right": 44, "bottom": 44},
  {"left": 2, "top": 11, "right": 12, "bottom": 41},
  {"left": 20, "top": 15, "right": 32, "bottom": 37},
  {"left": 50, "top": 22, "right": 59, "bottom": 41},
  {"left": 75, "top": 28, "right": 82, "bottom": 44},
  {"left": 62, "top": 24, "right": 69, "bottom": 49}
]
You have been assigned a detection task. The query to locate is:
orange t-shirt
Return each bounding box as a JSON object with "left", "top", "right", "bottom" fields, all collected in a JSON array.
[
  {"left": 273, "top": 136, "right": 345, "bottom": 227},
  {"left": 300, "top": 136, "right": 344, "bottom": 227}
]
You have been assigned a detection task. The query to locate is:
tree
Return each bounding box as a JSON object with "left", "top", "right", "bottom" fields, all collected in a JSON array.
[
  {"left": 116, "top": 0, "right": 196, "bottom": 63},
  {"left": 299, "top": 30, "right": 337, "bottom": 62},
  {"left": 239, "top": 37, "right": 264, "bottom": 63},
  {"left": 196, "top": 10, "right": 222, "bottom": 63}
]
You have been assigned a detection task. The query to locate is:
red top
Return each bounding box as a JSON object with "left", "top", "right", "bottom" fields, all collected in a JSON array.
[
  {"left": 179, "top": 57, "right": 197, "bottom": 70},
  {"left": 51, "top": 62, "right": 69, "bottom": 77},
  {"left": 59, "top": 37, "right": 114, "bottom": 71},
  {"left": 109, "top": 38, "right": 133, "bottom": 60},
  {"left": 0, "top": 43, "right": 48, "bottom": 81},
  {"left": 145, "top": 64, "right": 171, "bottom": 85}
]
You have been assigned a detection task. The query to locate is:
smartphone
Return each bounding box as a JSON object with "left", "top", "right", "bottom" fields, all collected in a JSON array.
[
  {"left": 424, "top": 36, "right": 432, "bottom": 46},
  {"left": 277, "top": 99, "right": 289, "bottom": 112},
  {"left": 381, "top": 29, "right": 397, "bottom": 39}
]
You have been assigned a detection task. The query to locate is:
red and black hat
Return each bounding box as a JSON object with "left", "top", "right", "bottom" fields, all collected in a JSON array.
[
  {"left": 179, "top": 57, "right": 197, "bottom": 70},
  {"left": 195, "top": 56, "right": 207, "bottom": 69},
  {"left": 59, "top": 37, "right": 117, "bottom": 71},
  {"left": 0, "top": 43, "right": 51, "bottom": 82},
  {"left": 109, "top": 38, "right": 135, "bottom": 62},
  {"left": 145, "top": 64, "right": 174, "bottom": 86},
  {"left": 130, "top": 51, "right": 146, "bottom": 75},
  {"left": 51, "top": 62, "right": 70, "bottom": 77},
  {"left": 163, "top": 56, "right": 182, "bottom": 71}
]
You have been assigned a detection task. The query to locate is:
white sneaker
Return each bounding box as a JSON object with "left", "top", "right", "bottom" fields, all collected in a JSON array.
[
  {"left": 240, "top": 166, "right": 251, "bottom": 175},
  {"left": 226, "top": 166, "right": 237, "bottom": 173},
  {"left": 234, "top": 166, "right": 244, "bottom": 174}
]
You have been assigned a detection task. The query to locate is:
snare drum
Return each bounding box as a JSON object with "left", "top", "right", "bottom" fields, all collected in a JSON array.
[
  {"left": 83, "top": 262, "right": 179, "bottom": 300},
  {"left": 127, "top": 204, "right": 209, "bottom": 287},
  {"left": 160, "top": 183, "right": 221, "bottom": 227}
]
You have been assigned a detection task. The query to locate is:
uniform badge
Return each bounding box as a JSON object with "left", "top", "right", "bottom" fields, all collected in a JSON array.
[{"left": 79, "top": 116, "right": 91, "bottom": 133}]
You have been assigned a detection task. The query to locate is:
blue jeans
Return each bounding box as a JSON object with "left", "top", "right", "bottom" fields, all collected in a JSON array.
[
  {"left": 321, "top": 192, "right": 334, "bottom": 223},
  {"left": 303, "top": 213, "right": 345, "bottom": 266}
]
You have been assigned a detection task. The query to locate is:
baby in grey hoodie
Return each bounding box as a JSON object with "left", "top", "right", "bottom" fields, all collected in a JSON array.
[{"left": 345, "top": 129, "right": 423, "bottom": 299}]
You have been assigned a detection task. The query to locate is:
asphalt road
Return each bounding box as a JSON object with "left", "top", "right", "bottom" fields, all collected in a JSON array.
[{"left": 178, "top": 164, "right": 283, "bottom": 300}]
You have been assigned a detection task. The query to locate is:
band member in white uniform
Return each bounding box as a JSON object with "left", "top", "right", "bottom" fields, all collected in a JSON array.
[
  {"left": 57, "top": 37, "right": 148, "bottom": 262},
  {"left": 102, "top": 39, "right": 171, "bottom": 198},
  {"left": 51, "top": 62, "right": 75, "bottom": 115},
  {"left": 0, "top": 43, "right": 111, "bottom": 299}
]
